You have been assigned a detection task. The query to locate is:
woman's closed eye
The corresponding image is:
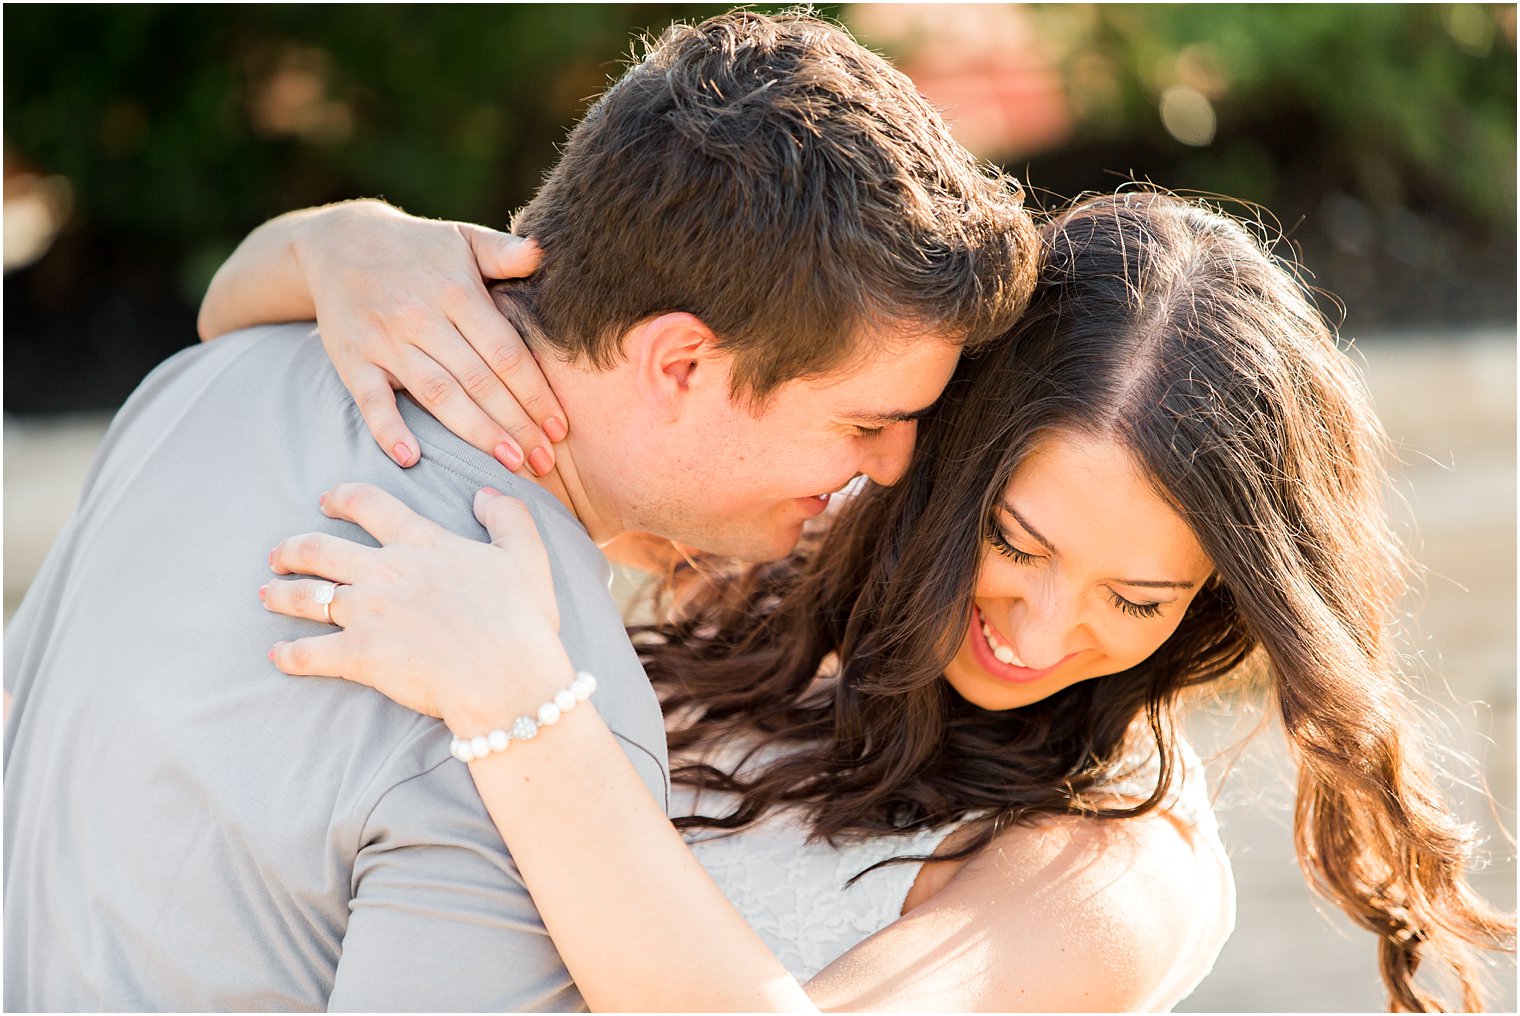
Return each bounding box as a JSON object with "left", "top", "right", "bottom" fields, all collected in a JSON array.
[
  {"left": 1107, "top": 591, "right": 1164, "bottom": 619},
  {"left": 987, "top": 523, "right": 1169, "bottom": 620},
  {"left": 985, "top": 523, "right": 1040, "bottom": 565}
]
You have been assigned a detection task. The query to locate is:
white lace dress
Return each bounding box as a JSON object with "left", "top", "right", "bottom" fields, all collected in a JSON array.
[{"left": 673, "top": 737, "right": 1235, "bottom": 1011}]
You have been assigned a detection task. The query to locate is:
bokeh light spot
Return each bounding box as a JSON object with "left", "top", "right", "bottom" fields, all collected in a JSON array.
[
  {"left": 1160, "top": 86, "right": 1217, "bottom": 147},
  {"left": 3, "top": 172, "right": 73, "bottom": 272}
]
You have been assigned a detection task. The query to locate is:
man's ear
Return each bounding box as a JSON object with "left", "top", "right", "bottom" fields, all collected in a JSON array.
[{"left": 626, "top": 312, "right": 729, "bottom": 420}]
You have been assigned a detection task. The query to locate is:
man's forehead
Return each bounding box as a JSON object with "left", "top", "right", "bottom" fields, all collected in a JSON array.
[{"left": 813, "top": 335, "right": 962, "bottom": 416}]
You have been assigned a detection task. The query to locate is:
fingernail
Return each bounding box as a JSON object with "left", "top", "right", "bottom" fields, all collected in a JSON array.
[
  {"left": 318, "top": 491, "right": 327, "bottom": 507},
  {"left": 481, "top": 486, "right": 502, "bottom": 498},
  {"left": 268, "top": 645, "right": 279, "bottom": 661},
  {"left": 494, "top": 440, "right": 524, "bottom": 472},
  {"left": 258, "top": 585, "right": 267, "bottom": 602},
  {"left": 268, "top": 548, "right": 276, "bottom": 567},
  {"left": 528, "top": 446, "right": 553, "bottom": 476},
  {"left": 393, "top": 443, "right": 416, "bottom": 467},
  {"left": 544, "top": 416, "right": 568, "bottom": 443}
]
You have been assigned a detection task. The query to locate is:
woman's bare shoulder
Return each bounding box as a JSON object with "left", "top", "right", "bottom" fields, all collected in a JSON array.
[
  {"left": 966, "top": 808, "right": 1212, "bottom": 915},
  {"left": 963, "top": 811, "right": 1223, "bottom": 1007},
  {"left": 807, "top": 810, "right": 1227, "bottom": 1012}
]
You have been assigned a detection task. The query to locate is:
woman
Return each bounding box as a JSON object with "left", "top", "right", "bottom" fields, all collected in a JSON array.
[{"left": 214, "top": 193, "right": 1513, "bottom": 1010}]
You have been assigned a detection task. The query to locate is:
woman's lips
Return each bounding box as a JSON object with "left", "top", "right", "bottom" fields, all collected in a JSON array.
[
  {"left": 967, "top": 605, "right": 1075, "bottom": 684},
  {"left": 981, "top": 613, "right": 1027, "bottom": 667}
]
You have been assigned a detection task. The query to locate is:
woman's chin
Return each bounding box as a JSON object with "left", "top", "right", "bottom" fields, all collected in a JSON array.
[
  {"left": 940, "top": 653, "right": 1096, "bottom": 712},
  {"left": 941, "top": 660, "right": 1039, "bottom": 712}
]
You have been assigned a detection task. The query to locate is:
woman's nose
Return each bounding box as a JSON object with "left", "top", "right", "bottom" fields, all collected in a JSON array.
[{"left": 1002, "top": 590, "right": 1077, "bottom": 670}]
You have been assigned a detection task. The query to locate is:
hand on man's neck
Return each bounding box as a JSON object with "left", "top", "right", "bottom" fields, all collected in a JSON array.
[{"left": 485, "top": 285, "right": 624, "bottom": 544}]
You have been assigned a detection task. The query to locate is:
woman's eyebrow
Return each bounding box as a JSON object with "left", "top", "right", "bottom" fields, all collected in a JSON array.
[
  {"left": 1000, "top": 502, "right": 1200, "bottom": 590},
  {"left": 1113, "top": 577, "right": 1198, "bottom": 591},
  {"left": 1000, "top": 503, "right": 1056, "bottom": 552}
]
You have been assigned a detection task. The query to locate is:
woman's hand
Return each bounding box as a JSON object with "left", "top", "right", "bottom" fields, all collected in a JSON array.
[
  {"left": 200, "top": 200, "right": 568, "bottom": 475},
  {"left": 260, "top": 482, "right": 574, "bottom": 734}
]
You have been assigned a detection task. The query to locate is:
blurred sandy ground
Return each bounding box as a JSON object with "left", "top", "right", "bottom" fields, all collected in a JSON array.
[{"left": 4, "top": 330, "right": 1515, "bottom": 1011}]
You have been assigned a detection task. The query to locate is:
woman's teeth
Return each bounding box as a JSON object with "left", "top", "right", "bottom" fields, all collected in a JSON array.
[{"left": 981, "top": 620, "right": 1027, "bottom": 668}]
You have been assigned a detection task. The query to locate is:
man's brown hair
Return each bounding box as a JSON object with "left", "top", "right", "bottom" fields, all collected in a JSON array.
[{"left": 507, "top": 9, "right": 1039, "bottom": 404}]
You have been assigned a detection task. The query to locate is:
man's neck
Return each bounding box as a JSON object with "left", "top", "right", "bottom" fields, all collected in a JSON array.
[
  {"left": 485, "top": 284, "right": 624, "bottom": 544},
  {"left": 522, "top": 354, "right": 623, "bottom": 546}
]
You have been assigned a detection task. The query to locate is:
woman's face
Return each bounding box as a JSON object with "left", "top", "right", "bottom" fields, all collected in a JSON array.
[{"left": 942, "top": 430, "right": 1216, "bottom": 711}]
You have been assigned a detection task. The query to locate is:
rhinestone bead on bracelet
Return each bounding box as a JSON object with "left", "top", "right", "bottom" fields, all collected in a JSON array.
[{"left": 449, "top": 671, "right": 598, "bottom": 763}]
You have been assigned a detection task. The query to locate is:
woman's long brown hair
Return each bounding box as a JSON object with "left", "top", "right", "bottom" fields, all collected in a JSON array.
[{"left": 635, "top": 192, "right": 1514, "bottom": 1010}]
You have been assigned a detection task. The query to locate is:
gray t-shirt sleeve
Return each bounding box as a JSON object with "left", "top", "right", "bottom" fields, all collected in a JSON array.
[
  {"left": 330, "top": 758, "right": 581, "bottom": 1013},
  {"left": 327, "top": 723, "right": 667, "bottom": 1012}
]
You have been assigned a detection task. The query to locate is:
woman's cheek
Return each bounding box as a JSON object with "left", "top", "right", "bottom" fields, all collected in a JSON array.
[{"left": 1110, "top": 611, "right": 1190, "bottom": 672}]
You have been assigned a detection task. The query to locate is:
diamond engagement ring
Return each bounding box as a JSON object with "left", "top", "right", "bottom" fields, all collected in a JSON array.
[{"left": 314, "top": 582, "right": 338, "bottom": 626}]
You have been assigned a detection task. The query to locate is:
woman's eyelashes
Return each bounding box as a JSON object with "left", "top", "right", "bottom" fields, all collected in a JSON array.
[
  {"left": 984, "top": 523, "right": 1166, "bottom": 619},
  {"left": 1108, "top": 592, "right": 1164, "bottom": 619},
  {"left": 985, "top": 524, "right": 1039, "bottom": 565}
]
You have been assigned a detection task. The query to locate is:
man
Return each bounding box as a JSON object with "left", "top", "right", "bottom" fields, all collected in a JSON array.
[{"left": 4, "top": 11, "right": 1036, "bottom": 1011}]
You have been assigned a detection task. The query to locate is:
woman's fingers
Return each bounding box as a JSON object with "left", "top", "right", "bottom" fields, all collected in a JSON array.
[
  {"left": 261, "top": 577, "right": 352, "bottom": 627},
  {"left": 260, "top": 483, "right": 568, "bottom": 728},
  {"left": 268, "top": 531, "right": 371, "bottom": 581},
  {"left": 473, "top": 490, "right": 557, "bottom": 624},
  {"left": 269, "top": 632, "right": 354, "bottom": 680},
  {"left": 320, "top": 482, "right": 446, "bottom": 549},
  {"left": 474, "top": 488, "right": 540, "bottom": 546},
  {"left": 458, "top": 224, "right": 541, "bottom": 281},
  {"left": 342, "top": 362, "right": 421, "bottom": 468},
  {"left": 422, "top": 308, "right": 561, "bottom": 475},
  {"left": 455, "top": 227, "right": 566, "bottom": 451},
  {"left": 391, "top": 346, "right": 527, "bottom": 471},
  {"left": 270, "top": 630, "right": 443, "bottom": 720},
  {"left": 445, "top": 299, "right": 566, "bottom": 470},
  {"left": 304, "top": 209, "right": 565, "bottom": 475}
]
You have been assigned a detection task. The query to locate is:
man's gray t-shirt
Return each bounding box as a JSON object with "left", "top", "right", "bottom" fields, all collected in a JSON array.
[{"left": 3, "top": 324, "right": 669, "bottom": 1011}]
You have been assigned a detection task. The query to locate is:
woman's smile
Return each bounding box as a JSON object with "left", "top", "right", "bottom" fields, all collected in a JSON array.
[
  {"left": 942, "top": 431, "right": 1213, "bottom": 712},
  {"left": 967, "top": 605, "right": 1079, "bottom": 684}
]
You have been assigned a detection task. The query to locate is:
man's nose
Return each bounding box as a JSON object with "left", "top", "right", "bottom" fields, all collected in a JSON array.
[{"left": 859, "top": 420, "right": 917, "bottom": 487}]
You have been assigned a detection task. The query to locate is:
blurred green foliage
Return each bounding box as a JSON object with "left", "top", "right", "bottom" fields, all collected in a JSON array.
[
  {"left": 5, "top": 4, "right": 776, "bottom": 300},
  {"left": 2, "top": 3, "right": 1514, "bottom": 414},
  {"left": 1032, "top": 3, "right": 1515, "bottom": 222}
]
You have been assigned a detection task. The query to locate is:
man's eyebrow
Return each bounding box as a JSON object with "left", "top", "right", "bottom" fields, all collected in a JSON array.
[
  {"left": 997, "top": 501, "right": 1198, "bottom": 590},
  {"left": 847, "top": 402, "right": 940, "bottom": 424}
]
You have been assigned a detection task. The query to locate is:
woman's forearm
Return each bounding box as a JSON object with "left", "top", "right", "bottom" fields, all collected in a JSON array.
[
  {"left": 197, "top": 199, "right": 397, "bottom": 341},
  {"left": 462, "top": 704, "right": 817, "bottom": 1013},
  {"left": 198, "top": 206, "right": 319, "bottom": 339},
  {"left": 263, "top": 487, "right": 814, "bottom": 1008}
]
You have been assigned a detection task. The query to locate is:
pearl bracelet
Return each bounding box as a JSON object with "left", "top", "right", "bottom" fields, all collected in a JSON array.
[{"left": 449, "top": 671, "right": 598, "bottom": 763}]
